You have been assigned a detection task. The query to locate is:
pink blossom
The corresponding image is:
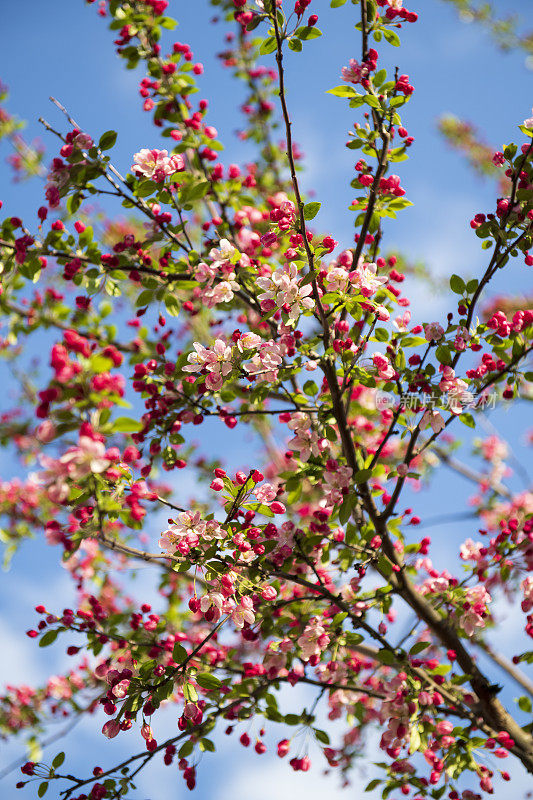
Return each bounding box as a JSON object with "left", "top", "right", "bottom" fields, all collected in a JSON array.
[
  {"left": 232, "top": 595, "right": 255, "bottom": 629},
  {"left": 59, "top": 436, "right": 111, "bottom": 479},
  {"left": 102, "top": 719, "right": 120, "bottom": 739},
  {"left": 460, "top": 585, "right": 491, "bottom": 637},
  {"left": 297, "top": 618, "right": 330, "bottom": 659},
  {"left": 372, "top": 352, "right": 395, "bottom": 380},
  {"left": 424, "top": 322, "right": 444, "bottom": 342},
  {"left": 521, "top": 576, "right": 533, "bottom": 613},
  {"left": 236, "top": 332, "right": 262, "bottom": 353},
  {"left": 287, "top": 412, "right": 323, "bottom": 462},
  {"left": 257, "top": 263, "right": 314, "bottom": 324},
  {"left": 255, "top": 483, "right": 277, "bottom": 504},
  {"left": 438, "top": 366, "right": 470, "bottom": 414},
  {"left": 459, "top": 538, "right": 483, "bottom": 562},
  {"left": 183, "top": 339, "right": 233, "bottom": 389},
  {"left": 132, "top": 148, "right": 184, "bottom": 182},
  {"left": 420, "top": 408, "right": 445, "bottom": 434},
  {"left": 349, "top": 260, "right": 388, "bottom": 297},
  {"left": 244, "top": 340, "right": 285, "bottom": 383},
  {"left": 36, "top": 420, "right": 56, "bottom": 443},
  {"left": 159, "top": 511, "right": 206, "bottom": 552}
]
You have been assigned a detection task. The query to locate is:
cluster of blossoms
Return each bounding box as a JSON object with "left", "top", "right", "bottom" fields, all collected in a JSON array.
[
  {"left": 323, "top": 249, "right": 353, "bottom": 293},
  {"left": 1, "top": 0, "right": 533, "bottom": 799},
  {"left": 43, "top": 128, "right": 94, "bottom": 207},
  {"left": 323, "top": 460, "right": 353, "bottom": 507},
  {"left": 420, "top": 407, "right": 446, "bottom": 434},
  {"left": 341, "top": 49, "right": 379, "bottom": 86},
  {"left": 158, "top": 511, "right": 225, "bottom": 555},
  {"left": 286, "top": 412, "right": 325, "bottom": 462},
  {"left": 438, "top": 366, "right": 470, "bottom": 414},
  {"left": 297, "top": 617, "right": 331, "bottom": 661},
  {"left": 182, "top": 332, "right": 290, "bottom": 391},
  {"left": 350, "top": 258, "right": 389, "bottom": 297},
  {"left": 37, "top": 435, "right": 110, "bottom": 503},
  {"left": 244, "top": 339, "right": 286, "bottom": 383},
  {"left": 183, "top": 339, "right": 233, "bottom": 391},
  {"left": 193, "top": 239, "right": 242, "bottom": 308},
  {"left": 131, "top": 148, "right": 185, "bottom": 182},
  {"left": 257, "top": 262, "right": 315, "bottom": 323},
  {"left": 458, "top": 585, "right": 492, "bottom": 637}
]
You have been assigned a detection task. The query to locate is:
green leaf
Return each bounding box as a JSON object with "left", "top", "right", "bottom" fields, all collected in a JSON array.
[
  {"left": 377, "top": 554, "right": 392, "bottom": 577},
  {"left": 459, "top": 412, "right": 475, "bottom": 428},
  {"left": 38, "top": 783, "right": 49, "bottom": 798},
  {"left": 136, "top": 289, "right": 154, "bottom": 308},
  {"left": 325, "top": 425, "right": 337, "bottom": 441},
  {"left": 383, "top": 28, "right": 401, "bottom": 47},
  {"left": 135, "top": 180, "right": 157, "bottom": 198},
  {"left": 99, "top": 130, "right": 117, "bottom": 150},
  {"left": 67, "top": 193, "right": 82, "bottom": 215},
  {"left": 345, "top": 631, "right": 364, "bottom": 647},
  {"left": 331, "top": 0, "right": 347, "bottom": 6},
  {"left": 354, "top": 468, "right": 372, "bottom": 484},
  {"left": 52, "top": 752, "right": 65, "bottom": 769},
  {"left": 160, "top": 16, "right": 177, "bottom": 29},
  {"left": 260, "top": 36, "right": 277, "bottom": 55},
  {"left": 172, "top": 643, "right": 188, "bottom": 663},
  {"left": 373, "top": 68, "right": 387, "bottom": 87},
  {"left": 303, "top": 201, "right": 321, "bottom": 220},
  {"left": 284, "top": 713, "right": 302, "bottom": 725},
  {"left": 78, "top": 225, "right": 94, "bottom": 247},
  {"left": 89, "top": 354, "right": 114, "bottom": 374},
  {"left": 180, "top": 181, "right": 210, "bottom": 204},
  {"left": 373, "top": 327, "right": 389, "bottom": 342},
  {"left": 39, "top": 629, "right": 59, "bottom": 648},
  {"left": 364, "top": 94, "right": 381, "bottom": 109},
  {"left": 178, "top": 740, "right": 194, "bottom": 758},
  {"left": 431, "top": 664, "right": 451, "bottom": 675},
  {"left": 339, "top": 493, "right": 356, "bottom": 525},
  {"left": 389, "top": 96, "right": 406, "bottom": 108},
  {"left": 332, "top": 611, "right": 347, "bottom": 628},
  {"left": 450, "top": 274, "right": 465, "bottom": 294},
  {"left": 518, "top": 695, "right": 533, "bottom": 713},
  {"left": 288, "top": 37, "right": 303, "bottom": 52},
  {"left": 164, "top": 294, "right": 181, "bottom": 317},
  {"left": 196, "top": 673, "right": 222, "bottom": 690},
  {"left": 327, "top": 85, "right": 358, "bottom": 98},
  {"left": 199, "top": 737, "right": 216, "bottom": 752},
  {"left": 435, "top": 345, "right": 452, "bottom": 366},
  {"left": 300, "top": 269, "right": 318, "bottom": 287},
  {"left": 365, "top": 779, "right": 382, "bottom": 792},
  {"left": 314, "top": 728, "right": 330, "bottom": 744},
  {"left": 519, "top": 125, "right": 533, "bottom": 138},
  {"left": 112, "top": 417, "right": 143, "bottom": 433},
  {"left": 375, "top": 648, "right": 395, "bottom": 665},
  {"left": 183, "top": 682, "right": 198, "bottom": 702},
  {"left": 401, "top": 335, "right": 426, "bottom": 347},
  {"left": 409, "top": 725, "right": 421, "bottom": 752},
  {"left": 303, "top": 380, "right": 318, "bottom": 396},
  {"left": 246, "top": 14, "right": 264, "bottom": 32},
  {"left": 296, "top": 26, "right": 322, "bottom": 40},
  {"left": 409, "top": 641, "right": 430, "bottom": 655}
]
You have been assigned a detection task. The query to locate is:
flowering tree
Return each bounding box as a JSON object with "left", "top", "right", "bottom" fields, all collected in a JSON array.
[{"left": 1, "top": 1, "right": 533, "bottom": 799}]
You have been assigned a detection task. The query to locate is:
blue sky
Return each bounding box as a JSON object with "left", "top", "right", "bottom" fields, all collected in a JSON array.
[{"left": 1, "top": 0, "right": 532, "bottom": 797}]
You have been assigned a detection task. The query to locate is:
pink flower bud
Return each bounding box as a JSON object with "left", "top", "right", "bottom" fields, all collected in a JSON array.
[{"left": 102, "top": 719, "right": 120, "bottom": 739}]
